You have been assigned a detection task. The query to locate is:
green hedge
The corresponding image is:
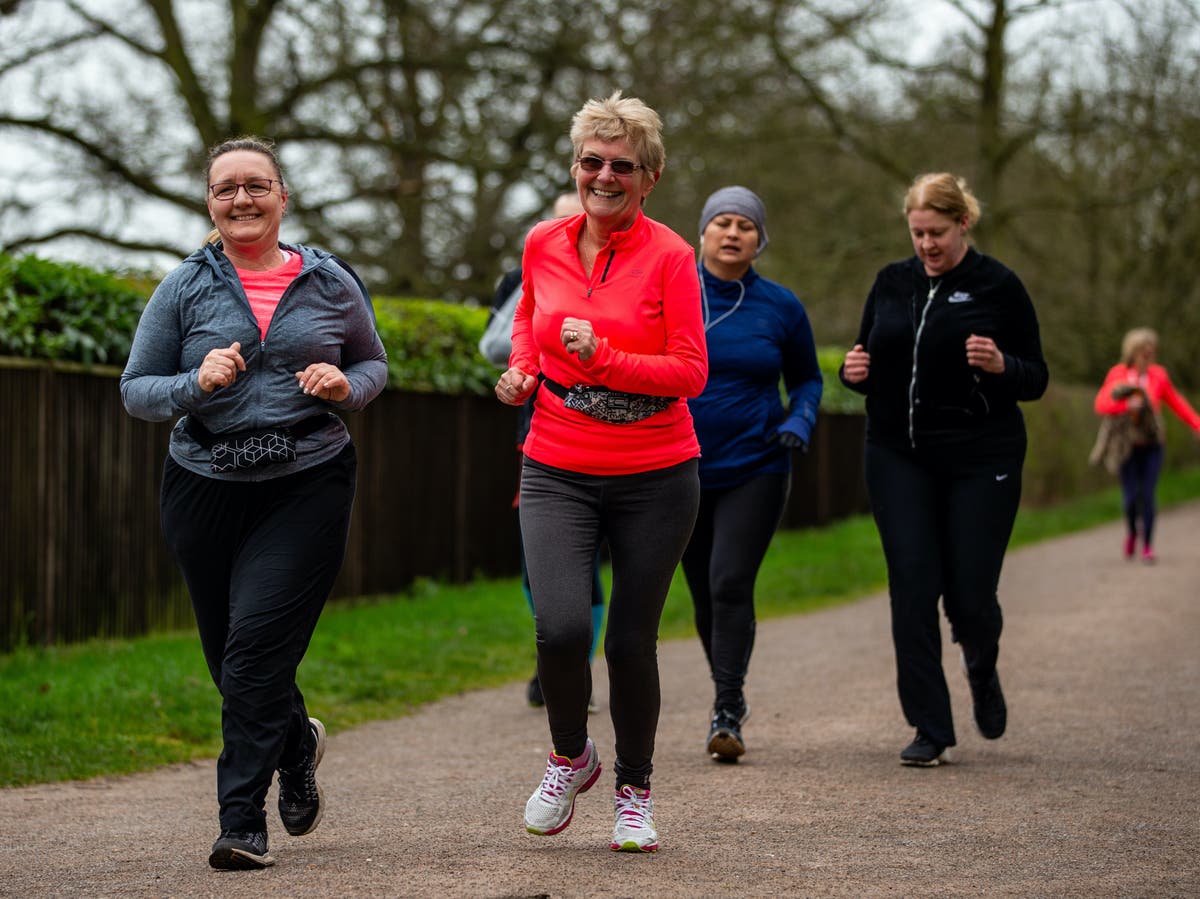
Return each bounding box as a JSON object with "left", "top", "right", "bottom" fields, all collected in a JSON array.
[
  {"left": 372, "top": 297, "right": 496, "bottom": 395},
  {"left": 0, "top": 251, "right": 500, "bottom": 393},
  {"left": 0, "top": 254, "right": 149, "bottom": 365}
]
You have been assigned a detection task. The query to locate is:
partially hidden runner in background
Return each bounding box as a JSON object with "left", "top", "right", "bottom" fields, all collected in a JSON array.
[
  {"left": 120, "top": 136, "right": 387, "bottom": 870},
  {"left": 681, "top": 186, "right": 822, "bottom": 763},
  {"left": 839, "top": 172, "right": 1048, "bottom": 768},
  {"left": 480, "top": 193, "right": 606, "bottom": 713},
  {"left": 1092, "top": 327, "right": 1200, "bottom": 563},
  {"left": 496, "top": 91, "right": 707, "bottom": 853}
]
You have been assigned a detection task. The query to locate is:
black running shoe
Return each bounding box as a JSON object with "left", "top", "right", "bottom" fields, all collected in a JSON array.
[
  {"left": 208, "top": 830, "right": 274, "bottom": 870},
  {"left": 968, "top": 670, "right": 1007, "bottom": 739},
  {"left": 706, "top": 706, "right": 749, "bottom": 763},
  {"left": 526, "top": 674, "right": 545, "bottom": 707},
  {"left": 278, "top": 717, "right": 326, "bottom": 836},
  {"left": 900, "top": 731, "right": 950, "bottom": 767}
]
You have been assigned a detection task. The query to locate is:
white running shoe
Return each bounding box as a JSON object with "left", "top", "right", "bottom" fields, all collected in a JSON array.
[
  {"left": 610, "top": 784, "right": 658, "bottom": 852},
  {"left": 524, "top": 738, "right": 601, "bottom": 835}
]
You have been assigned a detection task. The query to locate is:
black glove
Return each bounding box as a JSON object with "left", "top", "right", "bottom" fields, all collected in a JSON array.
[{"left": 775, "top": 430, "right": 807, "bottom": 452}]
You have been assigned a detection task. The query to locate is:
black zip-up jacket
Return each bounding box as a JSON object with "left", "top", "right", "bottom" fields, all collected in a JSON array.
[{"left": 839, "top": 248, "right": 1048, "bottom": 449}]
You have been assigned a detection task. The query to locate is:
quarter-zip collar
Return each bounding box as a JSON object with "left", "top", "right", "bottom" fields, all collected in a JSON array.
[
  {"left": 564, "top": 210, "right": 649, "bottom": 297},
  {"left": 563, "top": 209, "right": 648, "bottom": 258}
]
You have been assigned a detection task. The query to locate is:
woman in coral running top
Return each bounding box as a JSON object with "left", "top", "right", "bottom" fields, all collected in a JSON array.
[{"left": 496, "top": 91, "right": 707, "bottom": 853}]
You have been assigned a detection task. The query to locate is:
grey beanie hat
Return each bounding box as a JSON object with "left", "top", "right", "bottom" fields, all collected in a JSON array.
[{"left": 699, "top": 186, "right": 769, "bottom": 257}]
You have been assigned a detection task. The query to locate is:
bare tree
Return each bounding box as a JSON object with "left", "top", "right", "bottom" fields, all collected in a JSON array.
[
  {"left": 1045, "top": 0, "right": 1200, "bottom": 383},
  {"left": 767, "top": 0, "right": 1085, "bottom": 245},
  {"left": 0, "top": 0, "right": 614, "bottom": 297}
]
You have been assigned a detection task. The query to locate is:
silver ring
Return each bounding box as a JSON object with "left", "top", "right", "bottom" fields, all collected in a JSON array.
[{"left": 567, "top": 330, "right": 578, "bottom": 342}]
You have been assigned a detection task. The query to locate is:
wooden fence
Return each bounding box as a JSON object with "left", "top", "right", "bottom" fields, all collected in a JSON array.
[{"left": 0, "top": 359, "right": 868, "bottom": 649}]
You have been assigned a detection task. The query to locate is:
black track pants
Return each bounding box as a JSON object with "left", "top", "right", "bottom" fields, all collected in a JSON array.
[
  {"left": 160, "top": 445, "right": 356, "bottom": 832},
  {"left": 865, "top": 436, "right": 1023, "bottom": 747}
]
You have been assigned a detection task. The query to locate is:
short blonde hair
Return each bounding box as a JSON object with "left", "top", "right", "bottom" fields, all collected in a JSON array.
[
  {"left": 1121, "top": 327, "right": 1158, "bottom": 365},
  {"left": 904, "top": 173, "right": 982, "bottom": 228},
  {"left": 570, "top": 91, "right": 665, "bottom": 173}
]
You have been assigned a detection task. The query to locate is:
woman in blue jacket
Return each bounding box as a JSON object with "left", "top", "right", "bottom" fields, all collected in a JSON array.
[
  {"left": 682, "top": 186, "right": 823, "bottom": 762},
  {"left": 121, "top": 137, "right": 387, "bottom": 869}
]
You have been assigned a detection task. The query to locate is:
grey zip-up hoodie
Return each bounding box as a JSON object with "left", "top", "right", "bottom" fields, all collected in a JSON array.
[{"left": 121, "top": 242, "right": 388, "bottom": 481}]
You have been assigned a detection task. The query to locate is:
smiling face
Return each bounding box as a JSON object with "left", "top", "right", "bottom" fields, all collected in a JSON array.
[
  {"left": 573, "top": 138, "right": 658, "bottom": 234},
  {"left": 908, "top": 207, "right": 970, "bottom": 277},
  {"left": 206, "top": 149, "right": 287, "bottom": 262},
  {"left": 701, "top": 212, "right": 758, "bottom": 280}
]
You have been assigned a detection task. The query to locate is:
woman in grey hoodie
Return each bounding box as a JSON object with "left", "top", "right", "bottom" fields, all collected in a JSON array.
[{"left": 121, "top": 136, "right": 387, "bottom": 871}]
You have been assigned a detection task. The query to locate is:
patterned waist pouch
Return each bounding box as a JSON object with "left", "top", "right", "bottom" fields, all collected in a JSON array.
[
  {"left": 184, "top": 414, "right": 334, "bottom": 473},
  {"left": 541, "top": 377, "right": 676, "bottom": 424}
]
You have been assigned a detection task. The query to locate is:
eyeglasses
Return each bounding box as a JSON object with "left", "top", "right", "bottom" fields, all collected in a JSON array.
[
  {"left": 576, "top": 155, "right": 644, "bottom": 176},
  {"left": 208, "top": 179, "right": 281, "bottom": 201}
]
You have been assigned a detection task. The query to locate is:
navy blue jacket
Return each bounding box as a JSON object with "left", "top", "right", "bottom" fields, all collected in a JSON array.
[{"left": 690, "top": 264, "right": 822, "bottom": 490}]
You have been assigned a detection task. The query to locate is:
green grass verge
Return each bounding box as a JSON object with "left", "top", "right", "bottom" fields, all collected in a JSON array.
[{"left": 3, "top": 467, "right": 1199, "bottom": 787}]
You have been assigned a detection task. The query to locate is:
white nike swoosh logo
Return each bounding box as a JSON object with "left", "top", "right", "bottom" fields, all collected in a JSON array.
[{"left": 995, "top": 474, "right": 1009, "bottom": 481}]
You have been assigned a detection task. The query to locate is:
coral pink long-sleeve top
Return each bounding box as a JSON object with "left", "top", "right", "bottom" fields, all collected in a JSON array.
[
  {"left": 510, "top": 210, "right": 708, "bottom": 475},
  {"left": 1094, "top": 363, "right": 1200, "bottom": 433}
]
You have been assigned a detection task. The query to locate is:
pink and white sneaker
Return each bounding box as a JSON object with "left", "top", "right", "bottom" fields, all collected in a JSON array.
[
  {"left": 610, "top": 784, "right": 658, "bottom": 852},
  {"left": 524, "top": 738, "right": 601, "bottom": 835}
]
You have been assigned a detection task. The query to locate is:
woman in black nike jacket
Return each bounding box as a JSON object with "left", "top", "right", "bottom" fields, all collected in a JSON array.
[{"left": 839, "top": 173, "right": 1048, "bottom": 766}]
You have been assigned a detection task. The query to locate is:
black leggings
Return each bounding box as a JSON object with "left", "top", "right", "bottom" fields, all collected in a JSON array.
[
  {"left": 519, "top": 457, "right": 699, "bottom": 789},
  {"left": 160, "top": 445, "right": 356, "bottom": 832},
  {"left": 865, "top": 437, "right": 1023, "bottom": 748},
  {"left": 681, "top": 473, "right": 789, "bottom": 712}
]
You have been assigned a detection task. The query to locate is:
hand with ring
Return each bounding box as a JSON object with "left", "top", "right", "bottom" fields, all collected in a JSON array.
[
  {"left": 561, "top": 317, "right": 596, "bottom": 361},
  {"left": 495, "top": 366, "right": 537, "bottom": 406}
]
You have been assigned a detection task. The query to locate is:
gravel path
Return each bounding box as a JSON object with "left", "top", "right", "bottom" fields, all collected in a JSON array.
[{"left": 2, "top": 503, "right": 1198, "bottom": 898}]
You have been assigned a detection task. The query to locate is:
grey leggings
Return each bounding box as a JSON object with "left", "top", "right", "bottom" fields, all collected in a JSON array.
[{"left": 519, "top": 456, "right": 700, "bottom": 789}]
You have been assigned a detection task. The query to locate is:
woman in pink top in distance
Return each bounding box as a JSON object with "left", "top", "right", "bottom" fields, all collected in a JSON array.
[{"left": 1094, "top": 327, "right": 1200, "bottom": 562}]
